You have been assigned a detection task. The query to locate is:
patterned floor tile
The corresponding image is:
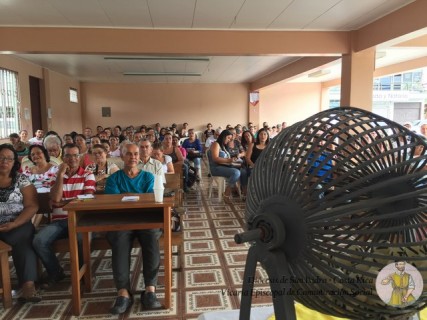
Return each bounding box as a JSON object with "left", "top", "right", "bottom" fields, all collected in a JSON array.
[
  {"left": 183, "top": 229, "right": 213, "bottom": 240},
  {"left": 184, "top": 253, "right": 221, "bottom": 268},
  {"left": 212, "top": 219, "right": 242, "bottom": 228},
  {"left": 219, "top": 239, "right": 250, "bottom": 251},
  {"left": 185, "top": 289, "right": 233, "bottom": 314},
  {"left": 185, "top": 269, "right": 226, "bottom": 288},
  {"left": 183, "top": 212, "right": 208, "bottom": 220},
  {"left": 228, "top": 266, "right": 268, "bottom": 286},
  {"left": 215, "top": 227, "right": 245, "bottom": 238},
  {"left": 223, "top": 252, "right": 248, "bottom": 266},
  {"left": 182, "top": 220, "right": 210, "bottom": 229},
  {"left": 184, "top": 240, "right": 216, "bottom": 252},
  {"left": 11, "top": 298, "right": 70, "bottom": 320},
  {"left": 209, "top": 211, "right": 236, "bottom": 219}
]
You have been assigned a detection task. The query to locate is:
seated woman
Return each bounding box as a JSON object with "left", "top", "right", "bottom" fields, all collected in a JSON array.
[
  {"left": 43, "top": 134, "right": 63, "bottom": 163},
  {"left": 109, "top": 136, "right": 121, "bottom": 157},
  {"left": 85, "top": 144, "right": 119, "bottom": 193},
  {"left": 152, "top": 142, "right": 174, "bottom": 174},
  {"left": 0, "top": 144, "right": 41, "bottom": 303},
  {"left": 22, "top": 144, "right": 59, "bottom": 226},
  {"left": 163, "top": 132, "right": 191, "bottom": 190},
  {"left": 75, "top": 134, "right": 93, "bottom": 168},
  {"left": 246, "top": 128, "right": 270, "bottom": 169},
  {"left": 172, "top": 135, "right": 187, "bottom": 158},
  {"left": 179, "top": 122, "right": 189, "bottom": 138},
  {"left": 208, "top": 130, "right": 241, "bottom": 203},
  {"left": 22, "top": 145, "right": 58, "bottom": 191},
  {"left": 181, "top": 129, "right": 203, "bottom": 179},
  {"left": 241, "top": 130, "right": 255, "bottom": 152}
]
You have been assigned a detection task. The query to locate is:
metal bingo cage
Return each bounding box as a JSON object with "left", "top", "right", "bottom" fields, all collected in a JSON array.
[{"left": 235, "top": 107, "right": 427, "bottom": 320}]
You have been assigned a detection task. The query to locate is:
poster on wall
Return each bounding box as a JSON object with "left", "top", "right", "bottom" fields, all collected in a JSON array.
[
  {"left": 250, "top": 91, "right": 259, "bottom": 106},
  {"left": 102, "top": 107, "right": 111, "bottom": 117}
]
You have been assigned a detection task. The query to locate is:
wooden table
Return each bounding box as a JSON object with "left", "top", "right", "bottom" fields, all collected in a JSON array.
[{"left": 64, "top": 193, "right": 174, "bottom": 316}]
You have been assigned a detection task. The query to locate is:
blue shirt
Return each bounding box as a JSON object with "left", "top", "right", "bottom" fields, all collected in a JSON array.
[
  {"left": 105, "top": 170, "right": 154, "bottom": 194},
  {"left": 182, "top": 138, "right": 203, "bottom": 153}
]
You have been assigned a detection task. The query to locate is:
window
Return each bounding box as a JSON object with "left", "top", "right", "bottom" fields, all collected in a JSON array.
[
  {"left": 69, "top": 88, "right": 78, "bottom": 103},
  {"left": 0, "top": 68, "right": 20, "bottom": 138}
]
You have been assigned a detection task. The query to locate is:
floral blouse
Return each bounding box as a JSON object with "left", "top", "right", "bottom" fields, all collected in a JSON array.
[
  {"left": 0, "top": 174, "right": 31, "bottom": 224},
  {"left": 22, "top": 165, "right": 59, "bottom": 191}
]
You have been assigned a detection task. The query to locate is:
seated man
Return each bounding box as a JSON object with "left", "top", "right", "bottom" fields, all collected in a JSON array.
[
  {"left": 33, "top": 143, "right": 96, "bottom": 287},
  {"left": 105, "top": 143, "right": 162, "bottom": 315},
  {"left": 181, "top": 128, "right": 203, "bottom": 180}
]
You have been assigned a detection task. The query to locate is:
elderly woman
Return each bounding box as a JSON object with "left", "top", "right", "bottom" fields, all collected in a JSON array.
[
  {"left": 43, "top": 134, "right": 63, "bottom": 163},
  {"left": 0, "top": 144, "right": 41, "bottom": 303},
  {"left": 208, "top": 130, "right": 241, "bottom": 202},
  {"left": 86, "top": 144, "right": 119, "bottom": 193},
  {"left": 151, "top": 142, "right": 174, "bottom": 174}
]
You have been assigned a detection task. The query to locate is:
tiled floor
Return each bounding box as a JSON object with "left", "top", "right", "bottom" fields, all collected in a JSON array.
[{"left": 0, "top": 166, "right": 272, "bottom": 320}]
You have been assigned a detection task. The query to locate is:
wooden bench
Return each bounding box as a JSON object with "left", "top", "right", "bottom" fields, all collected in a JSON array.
[{"left": 0, "top": 240, "right": 12, "bottom": 309}]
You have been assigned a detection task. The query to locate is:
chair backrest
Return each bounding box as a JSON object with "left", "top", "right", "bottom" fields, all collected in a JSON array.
[
  {"left": 37, "top": 192, "right": 52, "bottom": 214},
  {"left": 205, "top": 149, "right": 212, "bottom": 175},
  {"left": 165, "top": 172, "right": 183, "bottom": 207},
  {"left": 178, "top": 138, "right": 187, "bottom": 146}
]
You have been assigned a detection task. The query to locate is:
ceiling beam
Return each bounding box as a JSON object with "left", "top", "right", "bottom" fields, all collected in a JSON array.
[
  {"left": 0, "top": 27, "right": 350, "bottom": 56},
  {"left": 355, "top": 0, "right": 427, "bottom": 51},
  {"left": 251, "top": 56, "right": 340, "bottom": 90}
]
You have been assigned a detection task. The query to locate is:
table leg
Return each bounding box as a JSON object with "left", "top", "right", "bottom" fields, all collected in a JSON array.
[
  {"left": 82, "top": 232, "right": 92, "bottom": 292},
  {"left": 68, "top": 210, "right": 82, "bottom": 316},
  {"left": 0, "top": 249, "right": 12, "bottom": 308},
  {"left": 163, "top": 207, "right": 172, "bottom": 309}
]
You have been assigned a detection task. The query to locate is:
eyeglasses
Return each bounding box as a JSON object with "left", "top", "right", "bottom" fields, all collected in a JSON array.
[
  {"left": 64, "top": 154, "right": 80, "bottom": 159},
  {"left": 0, "top": 157, "right": 14, "bottom": 162}
]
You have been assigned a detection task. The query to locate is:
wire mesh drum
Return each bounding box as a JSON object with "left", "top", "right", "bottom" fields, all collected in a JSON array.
[{"left": 245, "top": 107, "right": 427, "bottom": 319}]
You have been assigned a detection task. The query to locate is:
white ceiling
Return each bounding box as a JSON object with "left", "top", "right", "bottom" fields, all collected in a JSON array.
[{"left": 1, "top": 0, "right": 425, "bottom": 84}]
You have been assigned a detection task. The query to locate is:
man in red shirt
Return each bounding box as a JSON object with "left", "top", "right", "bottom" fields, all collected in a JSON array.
[{"left": 33, "top": 143, "right": 96, "bottom": 287}]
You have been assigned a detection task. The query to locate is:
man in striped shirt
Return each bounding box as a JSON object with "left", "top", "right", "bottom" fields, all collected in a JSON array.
[{"left": 33, "top": 143, "right": 96, "bottom": 288}]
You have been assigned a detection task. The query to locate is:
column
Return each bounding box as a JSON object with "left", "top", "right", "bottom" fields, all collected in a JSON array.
[{"left": 340, "top": 48, "right": 375, "bottom": 111}]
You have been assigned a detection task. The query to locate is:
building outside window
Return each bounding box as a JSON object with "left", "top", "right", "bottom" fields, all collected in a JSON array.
[{"left": 0, "top": 68, "right": 20, "bottom": 138}]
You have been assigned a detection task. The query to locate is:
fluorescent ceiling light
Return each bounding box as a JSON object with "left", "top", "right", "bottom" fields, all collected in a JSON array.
[
  {"left": 123, "top": 72, "right": 202, "bottom": 76},
  {"left": 308, "top": 69, "right": 331, "bottom": 78},
  {"left": 105, "top": 56, "right": 210, "bottom": 62}
]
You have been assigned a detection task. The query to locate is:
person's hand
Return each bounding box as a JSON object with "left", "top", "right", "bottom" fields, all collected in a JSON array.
[
  {"left": 57, "top": 163, "right": 70, "bottom": 176},
  {"left": 0, "top": 221, "right": 17, "bottom": 232}
]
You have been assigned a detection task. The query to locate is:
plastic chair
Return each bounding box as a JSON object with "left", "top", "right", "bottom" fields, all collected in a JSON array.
[{"left": 205, "top": 150, "right": 226, "bottom": 201}]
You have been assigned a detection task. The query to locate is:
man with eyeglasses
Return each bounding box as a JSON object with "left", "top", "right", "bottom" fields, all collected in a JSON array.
[
  {"left": 105, "top": 143, "right": 162, "bottom": 314},
  {"left": 33, "top": 143, "right": 96, "bottom": 288}
]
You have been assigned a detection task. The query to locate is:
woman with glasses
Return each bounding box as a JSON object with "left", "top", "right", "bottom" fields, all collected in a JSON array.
[
  {"left": 86, "top": 144, "right": 119, "bottom": 193},
  {"left": 0, "top": 144, "right": 41, "bottom": 303}
]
